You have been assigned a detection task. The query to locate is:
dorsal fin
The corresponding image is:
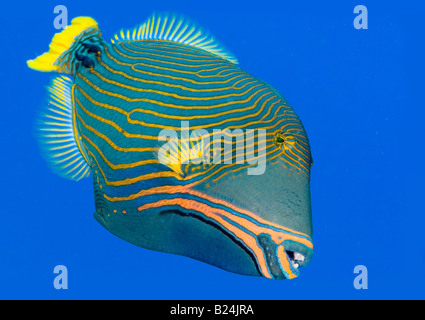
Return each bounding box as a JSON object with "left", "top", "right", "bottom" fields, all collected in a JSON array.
[
  {"left": 36, "top": 76, "right": 91, "bottom": 181},
  {"left": 111, "top": 12, "right": 238, "bottom": 64}
]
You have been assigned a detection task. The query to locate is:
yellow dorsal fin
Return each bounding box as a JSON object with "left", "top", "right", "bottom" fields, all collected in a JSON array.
[
  {"left": 27, "top": 17, "right": 98, "bottom": 72},
  {"left": 111, "top": 12, "right": 238, "bottom": 64}
]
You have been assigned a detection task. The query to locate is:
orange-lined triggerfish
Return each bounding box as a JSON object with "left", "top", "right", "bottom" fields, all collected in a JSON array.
[{"left": 27, "top": 13, "right": 314, "bottom": 279}]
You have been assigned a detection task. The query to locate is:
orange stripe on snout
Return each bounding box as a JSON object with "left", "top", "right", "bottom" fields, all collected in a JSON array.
[
  {"left": 137, "top": 198, "right": 272, "bottom": 278},
  {"left": 183, "top": 189, "right": 313, "bottom": 249}
]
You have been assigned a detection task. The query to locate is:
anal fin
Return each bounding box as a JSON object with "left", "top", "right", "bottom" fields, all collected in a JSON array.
[{"left": 36, "top": 76, "right": 91, "bottom": 181}]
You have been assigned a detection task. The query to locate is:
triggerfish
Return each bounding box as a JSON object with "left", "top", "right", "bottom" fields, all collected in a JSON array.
[{"left": 27, "top": 13, "right": 314, "bottom": 279}]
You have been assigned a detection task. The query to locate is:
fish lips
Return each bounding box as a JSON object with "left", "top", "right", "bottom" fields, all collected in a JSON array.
[{"left": 281, "top": 239, "right": 314, "bottom": 276}]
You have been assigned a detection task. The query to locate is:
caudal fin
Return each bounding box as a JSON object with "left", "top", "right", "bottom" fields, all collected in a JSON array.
[{"left": 27, "top": 17, "right": 98, "bottom": 72}]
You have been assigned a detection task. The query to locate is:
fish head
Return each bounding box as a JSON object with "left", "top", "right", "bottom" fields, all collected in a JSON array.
[
  {"left": 156, "top": 124, "right": 313, "bottom": 279},
  {"left": 197, "top": 154, "right": 313, "bottom": 280}
]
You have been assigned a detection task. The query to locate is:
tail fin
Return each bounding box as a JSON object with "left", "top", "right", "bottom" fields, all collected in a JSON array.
[{"left": 27, "top": 17, "right": 98, "bottom": 72}]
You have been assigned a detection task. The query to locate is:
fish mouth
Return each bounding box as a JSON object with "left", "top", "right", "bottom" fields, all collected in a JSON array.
[
  {"left": 278, "top": 240, "right": 313, "bottom": 279},
  {"left": 287, "top": 250, "right": 307, "bottom": 269},
  {"left": 285, "top": 241, "right": 313, "bottom": 269},
  {"left": 258, "top": 233, "right": 313, "bottom": 280}
]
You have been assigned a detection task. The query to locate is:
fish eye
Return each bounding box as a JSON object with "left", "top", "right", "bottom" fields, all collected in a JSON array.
[
  {"left": 274, "top": 132, "right": 286, "bottom": 147},
  {"left": 274, "top": 131, "right": 296, "bottom": 150},
  {"left": 275, "top": 136, "right": 285, "bottom": 144}
]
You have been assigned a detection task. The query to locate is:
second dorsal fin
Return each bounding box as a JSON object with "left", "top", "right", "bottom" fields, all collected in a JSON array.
[{"left": 111, "top": 12, "right": 238, "bottom": 64}]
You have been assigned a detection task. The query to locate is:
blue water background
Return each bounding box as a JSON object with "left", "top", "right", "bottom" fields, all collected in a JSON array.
[{"left": 0, "top": 0, "right": 424, "bottom": 299}]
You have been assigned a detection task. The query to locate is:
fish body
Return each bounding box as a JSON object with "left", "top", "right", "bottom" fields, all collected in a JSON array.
[{"left": 28, "top": 14, "right": 313, "bottom": 279}]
